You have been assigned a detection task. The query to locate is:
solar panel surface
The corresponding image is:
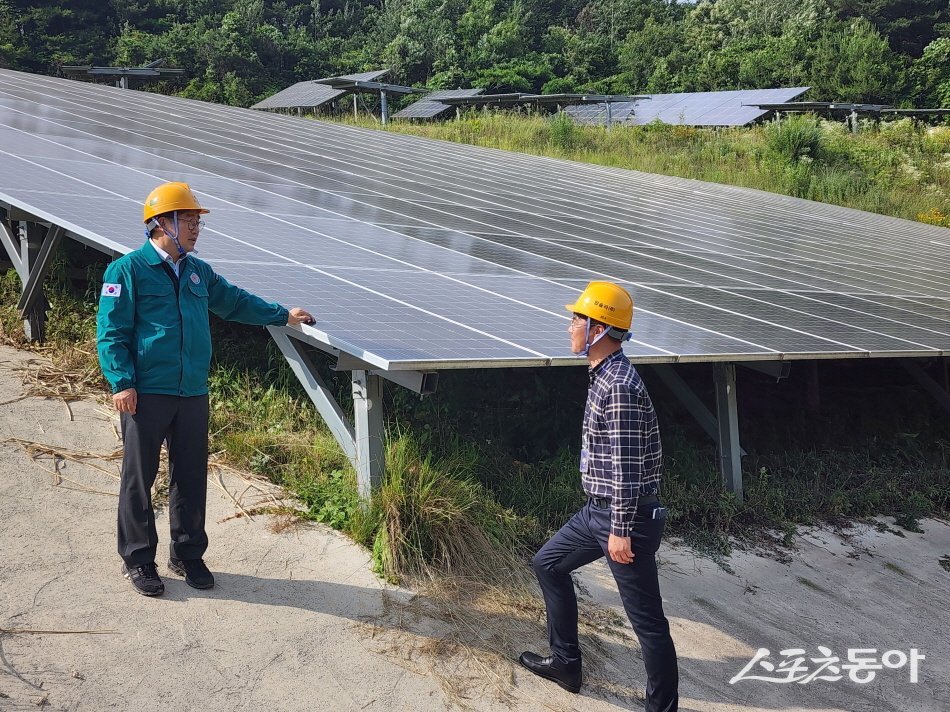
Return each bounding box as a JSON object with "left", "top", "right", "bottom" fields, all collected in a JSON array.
[
  {"left": 393, "top": 89, "right": 484, "bottom": 120},
  {"left": 251, "top": 70, "right": 388, "bottom": 110},
  {"left": 566, "top": 87, "right": 810, "bottom": 126},
  {"left": 1, "top": 68, "right": 949, "bottom": 370}
]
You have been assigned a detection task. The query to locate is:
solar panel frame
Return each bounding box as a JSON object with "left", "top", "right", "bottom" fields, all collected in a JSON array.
[
  {"left": 566, "top": 87, "right": 810, "bottom": 127},
  {"left": 392, "top": 89, "right": 485, "bottom": 120},
  {"left": 2, "top": 69, "right": 949, "bottom": 372},
  {"left": 251, "top": 70, "right": 388, "bottom": 110}
]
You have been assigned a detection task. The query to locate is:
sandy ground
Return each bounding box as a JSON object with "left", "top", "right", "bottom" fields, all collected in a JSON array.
[{"left": 1, "top": 343, "right": 948, "bottom": 712}]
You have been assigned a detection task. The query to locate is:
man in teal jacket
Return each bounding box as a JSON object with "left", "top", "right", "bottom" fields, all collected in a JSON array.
[{"left": 97, "top": 182, "right": 314, "bottom": 596}]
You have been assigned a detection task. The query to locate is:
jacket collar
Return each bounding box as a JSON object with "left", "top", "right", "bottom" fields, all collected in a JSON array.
[{"left": 141, "top": 239, "right": 190, "bottom": 277}]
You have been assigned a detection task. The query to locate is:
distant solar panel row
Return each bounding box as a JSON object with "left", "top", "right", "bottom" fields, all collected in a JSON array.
[
  {"left": 392, "top": 89, "right": 484, "bottom": 120},
  {"left": 566, "top": 87, "right": 810, "bottom": 127},
  {"left": 1, "top": 68, "right": 949, "bottom": 371},
  {"left": 251, "top": 70, "right": 388, "bottom": 110}
]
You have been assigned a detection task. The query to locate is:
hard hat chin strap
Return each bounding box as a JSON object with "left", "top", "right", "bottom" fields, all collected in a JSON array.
[
  {"left": 145, "top": 212, "right": 186, "bottom": 256},
  {"left": 573, "top": 317, "right": 632, "bottom": 357}
]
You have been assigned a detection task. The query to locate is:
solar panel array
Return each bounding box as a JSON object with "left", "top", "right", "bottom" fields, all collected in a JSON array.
[
  {"left": 251, "top": 70, "right": 388, "bottom": 110},
  {"left": 2, "top": 68, "right": 950, "bottom": 371},
  {"left": 566, "top": 87, "right": 810, "bottom": 127},
  {"left": 392, "top": 89, "right": 485, "bottom": 120}
]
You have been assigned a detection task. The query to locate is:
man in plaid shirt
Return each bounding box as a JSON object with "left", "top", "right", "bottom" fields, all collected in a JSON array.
[{"left": 519, "top": 282, "right": 679, "bottom": 712}]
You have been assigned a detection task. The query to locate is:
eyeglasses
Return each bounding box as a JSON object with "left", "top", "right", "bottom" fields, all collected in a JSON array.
[
  {"left": 569, "top": 314, "right": 588, "bottom": 330},
  {"left": 162, "top": 216, "right": 205, "bottom": 230}
]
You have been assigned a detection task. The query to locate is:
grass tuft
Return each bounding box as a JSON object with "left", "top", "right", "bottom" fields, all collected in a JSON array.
[{"left": 369, "top": 432, "right": 530, "bottom": 584}]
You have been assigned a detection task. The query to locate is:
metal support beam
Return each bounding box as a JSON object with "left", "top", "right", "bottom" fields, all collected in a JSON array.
[
  {"left": 18, "top": 221, "right": 49, "bottom": 342},
  {"left": 648, "top": 364, "right": 746, "bottom": 456},
  {"left": 268, "top": 328, "right": 387, "bottom": 500},
  {"left": 738, "top": 360, "right": 791, "bottom": 380},
  {"left": 903, "top": 360, "right": 950, "bottom": 416},
  {"left": 380, "top": 91, "right": 389, "bottom": 125},
  {"left": 713, "top": 363, "right": 743, "bottom": 502},
  {"left": 17, "top": 225, "right": 63, "bottom": 317},
  {"left": 352, "top": 370, "right": 385, "bottom": 499},
  {"left": 0, "top": 217, "right": 22, "bottom": 274},
  {"left": 8, "top": 206, "right": 42, "bottom": 223},
  {"left": 268, "top": 327, "right": 356, "bottom": 463}
]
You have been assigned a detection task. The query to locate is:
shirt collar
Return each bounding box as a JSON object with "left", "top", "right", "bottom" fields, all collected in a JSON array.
[
  {"left": 148, "top": 238, "right": 184, "bottom": 266},
  {"left": 588, "top": 348, "right": 626, "bottom": 380}
]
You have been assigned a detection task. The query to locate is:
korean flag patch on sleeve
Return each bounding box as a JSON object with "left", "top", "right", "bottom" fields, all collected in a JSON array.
[{"left": 101, "top": 283, "right": 122, "bottom": 298}]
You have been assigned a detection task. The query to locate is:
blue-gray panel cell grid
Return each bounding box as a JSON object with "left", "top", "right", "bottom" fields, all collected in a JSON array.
[
  {"left": 565, "top": 87, "right": 810, "bottom": 127},
  {"left": 0, "top": 67, "right": 948, "bottom": 369},
  {"left": 251, "top": 70, "right": 388, "bottom": 110},
  {"left": 393, "top": 89, "right": 485, "bottom": 120}
]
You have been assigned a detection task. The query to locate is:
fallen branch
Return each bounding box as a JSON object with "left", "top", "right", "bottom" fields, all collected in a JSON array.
[{"left": 0, "top": 627, "right": 118, "bottom": 635}]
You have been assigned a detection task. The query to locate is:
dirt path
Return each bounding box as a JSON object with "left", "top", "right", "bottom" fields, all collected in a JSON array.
[{"left": 1, "top": 344, "right": 947, "bottom": 711}]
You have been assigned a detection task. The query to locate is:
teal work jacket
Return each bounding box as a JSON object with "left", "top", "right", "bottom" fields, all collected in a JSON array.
[{"left": 96, "top": 240, "right": 288, "bottom": 396}]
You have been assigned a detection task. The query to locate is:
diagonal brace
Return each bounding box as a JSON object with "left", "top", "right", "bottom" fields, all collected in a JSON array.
[
  {"left": 17, "top": 225, "right": 63, "bottom": 316},
  {"left": 268, "top": 327, "right": 388, "bottom": 500},
  {"left": 268, "top": 326, "right": 356, "bottom": 462},
  {"left": 648, "top": 364, "right": 746, "bottom": 456},
  {"left": 0, "top": 218, "right": 23, "bottom": 275}
]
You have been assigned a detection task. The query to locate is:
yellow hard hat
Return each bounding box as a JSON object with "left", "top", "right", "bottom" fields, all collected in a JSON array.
[
  {"left": 565, "top": 281, "right": 633, "bottom": 331},
  {"left": 143, "top": 182, "right": 209, "bottom": 223}
]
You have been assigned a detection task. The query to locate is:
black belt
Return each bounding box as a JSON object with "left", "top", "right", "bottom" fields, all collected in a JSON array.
[{"left": 589, "top": 494, "right": 659, "bottom": 509}]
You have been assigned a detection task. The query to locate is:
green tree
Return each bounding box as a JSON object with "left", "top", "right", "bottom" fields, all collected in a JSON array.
[
  {"left": 807, "top": 17, "right": 906, "bottom": 103},
  {"left": 830, "top": 0, "right": 950, "bottom": 57},
  {"left": 911, "top": 37, "right": 950, "bottom": 107}
]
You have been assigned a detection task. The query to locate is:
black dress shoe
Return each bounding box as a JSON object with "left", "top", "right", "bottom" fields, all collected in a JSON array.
[{"left": 518, "top": 651, "right": 582, "bottom": 693}]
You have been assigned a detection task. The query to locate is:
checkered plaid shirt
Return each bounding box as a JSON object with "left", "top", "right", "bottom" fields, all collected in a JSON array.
[{"left": 581, "top": 350, "right": 663, "bottom": 536}]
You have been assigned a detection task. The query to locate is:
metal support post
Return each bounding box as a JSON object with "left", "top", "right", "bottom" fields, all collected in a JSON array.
[
  {"left": 17, "top": 225, "right": 63, "bottom": 320},
  {"left": 352, "top": 370, "right": 385, "bottom": 499},
  {"left": 18, "top": 221, "right": 50, "bottom": 342},
  {"left": 380, "top": 91, "right": 389, "bottom": 125},
  {"left": 647, "top": 364, "right": 746, "bottom": 456},
  {"left": 354, "top": 94, "right": 358, "bottom": 120},
  {"left": 267, "top": 327, "right": 388, "bottom": 500},
  {"left": 805, "top": 360, "right": 821, "bottom": 414},
  {"left": 713, "top": 363, "right": 743, "bottom": 502},
  {"left": 605, "top": 101, "right": 613, "bottom": 130},
  {"left": 0, "top": 216, "right": 23, "bottom": 274}
]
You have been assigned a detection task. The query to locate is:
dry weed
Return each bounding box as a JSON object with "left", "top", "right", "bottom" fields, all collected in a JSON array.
[{"left": 356, "top": 575, "right": 642, "bottom": 709}]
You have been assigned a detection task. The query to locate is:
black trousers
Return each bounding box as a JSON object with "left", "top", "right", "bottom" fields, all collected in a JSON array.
[
  {"left": 117, "top": 393, "right": 210, "bottom": 566},
  {"left": 532, "top": 499, "right": 679, "bottom": 712}
]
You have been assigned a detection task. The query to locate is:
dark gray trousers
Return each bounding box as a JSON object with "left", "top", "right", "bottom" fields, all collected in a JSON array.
[
  {"left": 117, "top": 393, "right": 210, "bottom": 566},
  {"left": 532, "top": 499, "right": 679, "bottom": 712}
]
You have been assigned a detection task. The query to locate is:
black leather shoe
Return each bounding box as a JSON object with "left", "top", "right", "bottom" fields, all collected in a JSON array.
[
  {"left": 518, "top": 651, "right": 582, "bottom": 693},
  {"left": 168, "top": 558, "right": 214, "bottom": 589}
]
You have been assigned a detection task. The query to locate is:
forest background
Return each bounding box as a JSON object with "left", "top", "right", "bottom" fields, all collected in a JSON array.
[{"left": 0, "top": 0, "right": 948, "bottom": 110}]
